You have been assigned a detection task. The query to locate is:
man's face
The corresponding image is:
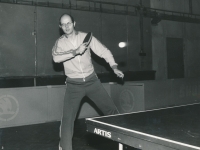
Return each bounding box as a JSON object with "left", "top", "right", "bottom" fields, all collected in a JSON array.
[{"left": 60, "top": 15, "right": 75, "bottom": 35}]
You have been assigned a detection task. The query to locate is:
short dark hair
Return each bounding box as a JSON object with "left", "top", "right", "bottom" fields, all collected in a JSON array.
[{"left": 59, "top": 14, "right": 74, "bottom": 25}]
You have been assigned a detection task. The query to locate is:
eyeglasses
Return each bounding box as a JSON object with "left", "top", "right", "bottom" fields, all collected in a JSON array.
[{"left": 60, "top": 22, "right": 73, "bottom": 28}]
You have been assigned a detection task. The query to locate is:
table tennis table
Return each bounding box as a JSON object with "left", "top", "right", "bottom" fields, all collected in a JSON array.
[{"left": 85, "top": 103, "right": 200, "bottom": 150}]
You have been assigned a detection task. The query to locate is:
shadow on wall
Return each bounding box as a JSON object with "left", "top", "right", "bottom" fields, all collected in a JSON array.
[
  {"left": 91, "top": 50, "right": 112, "bottom": 72},
  {"left": 59, "top": 27, "right": 64, "bottom": 36},
  {"left": 52, "top": 60, "right": 64, "bottom": 72},
  {"left": 51, "top": 28, "right": 65, "bottom": 72}
]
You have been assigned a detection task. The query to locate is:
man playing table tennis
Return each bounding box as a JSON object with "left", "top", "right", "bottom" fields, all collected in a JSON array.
[{"left": 52, "top": 13, "right": 124, "bottom": 150}]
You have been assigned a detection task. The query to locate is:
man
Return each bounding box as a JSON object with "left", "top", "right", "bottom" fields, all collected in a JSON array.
[{"left": 52, "top": 14, "right": 124, "bottom": 150}]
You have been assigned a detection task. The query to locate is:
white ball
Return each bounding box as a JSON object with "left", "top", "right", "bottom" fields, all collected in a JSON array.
[{"left": 118, "top": 42, "right": 126, "bottom": 48}]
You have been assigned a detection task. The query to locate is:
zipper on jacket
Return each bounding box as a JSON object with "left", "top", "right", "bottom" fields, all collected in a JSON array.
[{"left": 77, "top": 56, "right": 85, "bottom": 81}]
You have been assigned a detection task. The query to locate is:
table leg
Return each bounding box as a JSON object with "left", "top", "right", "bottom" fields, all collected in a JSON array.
[{"left": 119, "top": 143, "right": 123, "bottom": 150}]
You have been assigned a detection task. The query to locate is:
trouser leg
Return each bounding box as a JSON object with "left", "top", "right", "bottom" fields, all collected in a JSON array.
[
  {"left": 60, "top": 83, "right": 85, "bottom": 150},
  {"left": 86, "top": 79, "right": 119, "bottom": 115}
]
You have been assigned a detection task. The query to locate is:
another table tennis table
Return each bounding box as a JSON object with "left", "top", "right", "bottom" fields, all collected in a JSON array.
[{"left": 85, "top": 103, "right": 200, "bottom": 150}]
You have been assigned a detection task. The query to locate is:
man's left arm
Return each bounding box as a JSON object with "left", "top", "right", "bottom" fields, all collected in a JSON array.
[
  {"left": 90, "top": 37, "right": 124, "bottom": 78},
  {"left": 111, "top": 65, "right": 124, "bottom": 78}
]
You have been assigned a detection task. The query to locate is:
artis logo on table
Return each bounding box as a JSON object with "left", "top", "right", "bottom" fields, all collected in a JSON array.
[
  {"left": 94, "top": 128, "right": 111, "bottom": 138},
  {"left": 0, "top": 95, "right": 19, "bottom": 121}
]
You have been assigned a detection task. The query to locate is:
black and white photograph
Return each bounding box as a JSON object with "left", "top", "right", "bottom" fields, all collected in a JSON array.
[{"left": 0, "top": 0, "right": 200, "bottom": 150}]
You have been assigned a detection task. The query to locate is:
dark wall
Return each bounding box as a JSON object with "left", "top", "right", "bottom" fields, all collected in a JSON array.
[
  {"left": 0, "top": 2, "right": 152, "bottom": 77},
  {"left": 0, "top": 4, "right": 35, "bottom": 76}
]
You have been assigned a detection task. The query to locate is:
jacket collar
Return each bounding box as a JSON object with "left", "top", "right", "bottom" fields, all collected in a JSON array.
[{"left": 64, "top": 30, "right": 78, "bottom": 38}]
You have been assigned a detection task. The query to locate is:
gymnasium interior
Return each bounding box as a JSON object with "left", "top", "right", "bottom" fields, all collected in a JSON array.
[{"left": 0, "top": 0, "right": 200, "bottom": 150}]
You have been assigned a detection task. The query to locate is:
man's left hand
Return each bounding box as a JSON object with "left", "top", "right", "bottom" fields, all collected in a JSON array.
[{"left": 113, "top": 69, "right": 124, "bottom": 78}]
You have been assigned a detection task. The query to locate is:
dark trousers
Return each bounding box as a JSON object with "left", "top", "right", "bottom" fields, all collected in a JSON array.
[{"left": 60, "top": 76, "right": 119, "bottom": 150}]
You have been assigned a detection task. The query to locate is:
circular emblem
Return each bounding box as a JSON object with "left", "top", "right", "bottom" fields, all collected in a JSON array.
[
  {"left": 119, "top": 89, "right": 135, "bottom": 112},
  {"left": 0, "top": 95, "right": 19, "bottom": 121}
]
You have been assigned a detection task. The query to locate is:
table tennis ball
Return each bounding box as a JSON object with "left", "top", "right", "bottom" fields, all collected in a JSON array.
[{"left": 118, "top": 42, "right": 126, "bottom": 48}]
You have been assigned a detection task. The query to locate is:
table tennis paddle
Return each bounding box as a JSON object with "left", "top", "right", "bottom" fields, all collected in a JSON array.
[{"left": 83, "top": 32, "right": 92, "bottom": 47}]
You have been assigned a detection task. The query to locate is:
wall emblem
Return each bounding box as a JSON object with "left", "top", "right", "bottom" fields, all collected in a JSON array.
[
  {"left": 119, "top": 89, "right": 135, "bottom": 112},
  {"left": 0, "top": 95, "right": 19, "bottom": 121}
]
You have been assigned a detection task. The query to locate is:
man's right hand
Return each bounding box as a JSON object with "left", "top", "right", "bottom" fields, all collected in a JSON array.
[{"left": 76, "top": 43, "right": 88, "bottom": 55}]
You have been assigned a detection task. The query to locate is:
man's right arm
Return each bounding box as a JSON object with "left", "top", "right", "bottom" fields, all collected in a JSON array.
[
  {"left": 52, "top": 40, "right": 89, "bottom": 63},
  {"left": 52, "top": 48, "right": 76, "bottom": 63},
  {"left": 52, "top": 40, "right": 77, "bottom": 63}
]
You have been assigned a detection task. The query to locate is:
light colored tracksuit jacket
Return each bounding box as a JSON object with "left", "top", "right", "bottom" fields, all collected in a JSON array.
[{"left": 52, "top": 31, "right": 117, "bottom": 81}]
